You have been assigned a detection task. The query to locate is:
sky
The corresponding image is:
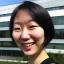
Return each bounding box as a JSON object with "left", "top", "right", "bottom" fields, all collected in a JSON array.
[{"left": 0, "top": 0, "right": 25, "bottom": 6}]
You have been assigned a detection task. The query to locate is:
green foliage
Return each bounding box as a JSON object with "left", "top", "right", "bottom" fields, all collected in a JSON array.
[
  {"left": 48, "top": 53, "right": 64, "bottom": 64},
  {"left": 0, "top": 61, "right": 24, "bottom": 64},
  {"left": 23, "top": 55, "right": 28, "bottom": 61},
  {"left": 0, "top": 53, "right": 64, "bottom": 64}
]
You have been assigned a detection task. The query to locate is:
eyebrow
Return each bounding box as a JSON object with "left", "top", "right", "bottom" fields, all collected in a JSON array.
[
  {"left": 14, "top": 22, "right": 21, "bottom": 25},
  {"left": 14, "top": 19, "right": 34, "bottom": 25}
]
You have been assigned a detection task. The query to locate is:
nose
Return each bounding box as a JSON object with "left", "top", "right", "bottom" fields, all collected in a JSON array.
[{"left": 20, "top": 28, "right": 30, "bottom": 40}]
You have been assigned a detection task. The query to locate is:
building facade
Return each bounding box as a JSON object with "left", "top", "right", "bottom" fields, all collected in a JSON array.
[{"left": 0, "top": 0, "right": 64, "bottom": 57}]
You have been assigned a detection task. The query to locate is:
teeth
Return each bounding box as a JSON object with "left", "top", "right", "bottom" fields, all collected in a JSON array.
[{"left": 22, "top": 43, "right": 33, "bottom": 47}]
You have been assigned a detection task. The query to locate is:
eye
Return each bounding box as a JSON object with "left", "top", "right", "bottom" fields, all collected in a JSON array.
[
  {"left": 13, "top": 27, "right": 21, "bottom": 32},
  {"left": 14, "top": 28, "right": 20, "bottom": 30},
  {"left": 30, "top": 25, "right": 36, "bottom": 28},
  {"left": 29, "top": 25, "right": 38, "bottom": 29}
]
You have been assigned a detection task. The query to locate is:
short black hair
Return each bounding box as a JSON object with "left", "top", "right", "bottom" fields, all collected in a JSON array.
[{"left": 9, "top": 1, "right": 55, "bottom": 47}]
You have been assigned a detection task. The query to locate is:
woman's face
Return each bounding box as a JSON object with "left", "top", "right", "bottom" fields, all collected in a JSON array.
[{"left": 12, "top": 10, "right": 45, "bottom": 56}]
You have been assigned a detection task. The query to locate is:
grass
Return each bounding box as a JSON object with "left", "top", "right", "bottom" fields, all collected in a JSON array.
[
  {"left": 0, "top": 53, "right": 64, "bottom": 64},
  {"left": 0, "top": 61, "right": 25, "bottom": 64},
  {"left": 48, "top": 53, "right": 64, "bottom": 64}
]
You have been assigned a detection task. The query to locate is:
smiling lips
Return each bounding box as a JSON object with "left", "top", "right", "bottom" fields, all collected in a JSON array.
[
  {"left": 21, "top": 42, "right": 34, "bottom": 51},
  {"left": 22, "top": 42, "right": 34, "bottom": 47}
]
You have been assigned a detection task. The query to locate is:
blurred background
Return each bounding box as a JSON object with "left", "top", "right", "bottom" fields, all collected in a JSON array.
[{"left": 0, "top": 0, "right": 64, "bottom": 64}]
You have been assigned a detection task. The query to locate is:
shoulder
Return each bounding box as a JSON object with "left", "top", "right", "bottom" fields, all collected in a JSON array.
[{"left": 41, "top": 58, "right": 59, "bottom": 64}]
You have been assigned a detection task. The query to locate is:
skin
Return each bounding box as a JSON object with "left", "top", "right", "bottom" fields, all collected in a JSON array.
[{"left": 12, "top": 10, "right": 49, "bottom": 64}]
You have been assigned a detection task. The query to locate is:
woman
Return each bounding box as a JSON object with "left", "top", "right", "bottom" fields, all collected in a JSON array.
[{"left": 9, "top": 1, "right": 58, "bottom": 64}]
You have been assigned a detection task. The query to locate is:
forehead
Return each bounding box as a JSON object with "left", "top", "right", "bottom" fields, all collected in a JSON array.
[
  {"left": 14, "top": 10, "right": 32, "bottom": 22},
  {"left": 13, "top": 10, "right": 38, "bottom": 26}
]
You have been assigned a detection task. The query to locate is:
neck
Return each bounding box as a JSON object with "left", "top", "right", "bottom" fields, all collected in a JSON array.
[{"left": 28, "top": 49, "right": 49, "bottom": 64}]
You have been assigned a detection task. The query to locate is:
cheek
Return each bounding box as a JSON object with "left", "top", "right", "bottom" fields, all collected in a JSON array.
[
  {"left": 32, "top": 28, "right": 44, "bottom": 40},
  {"left": 33, "top": 29, "right": 45, "bottom": 48},
  {"left": 12, "top": 31, "right": 21, "bottom": 41}
]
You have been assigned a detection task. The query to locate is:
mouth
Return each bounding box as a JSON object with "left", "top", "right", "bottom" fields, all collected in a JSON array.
[{"left": 22, "top": 42, "right": 34, "bottom": 47}]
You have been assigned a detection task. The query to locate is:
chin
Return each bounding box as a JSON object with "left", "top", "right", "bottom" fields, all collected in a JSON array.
[{"left": 23, "top": 51, "right": 35, "bottom": 56}]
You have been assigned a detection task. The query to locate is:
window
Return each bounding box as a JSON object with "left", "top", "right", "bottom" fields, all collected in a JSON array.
[
  {"left": 46, "top": 6, "right": 64, "bottom": 11},
  {"left": 0, "top": 41, "right": 17, "bottom": 47},
  {"left": 0, "top": 22, "right": 9, "bottom": 27},
  {"left": 0, "top": 30, "right": 10, "bottom": 38},
  {"left": 54, "top": 29, "right": 64, "bottom": 39},
  {"left": 0, "top": 13, "right": 11, "bottom": 17},
  {"left": 46, "top": 43, "right": 64, "bottom": 49},
  {"left": 52, "top": 16, "right": 64, "bottom": 25}
]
